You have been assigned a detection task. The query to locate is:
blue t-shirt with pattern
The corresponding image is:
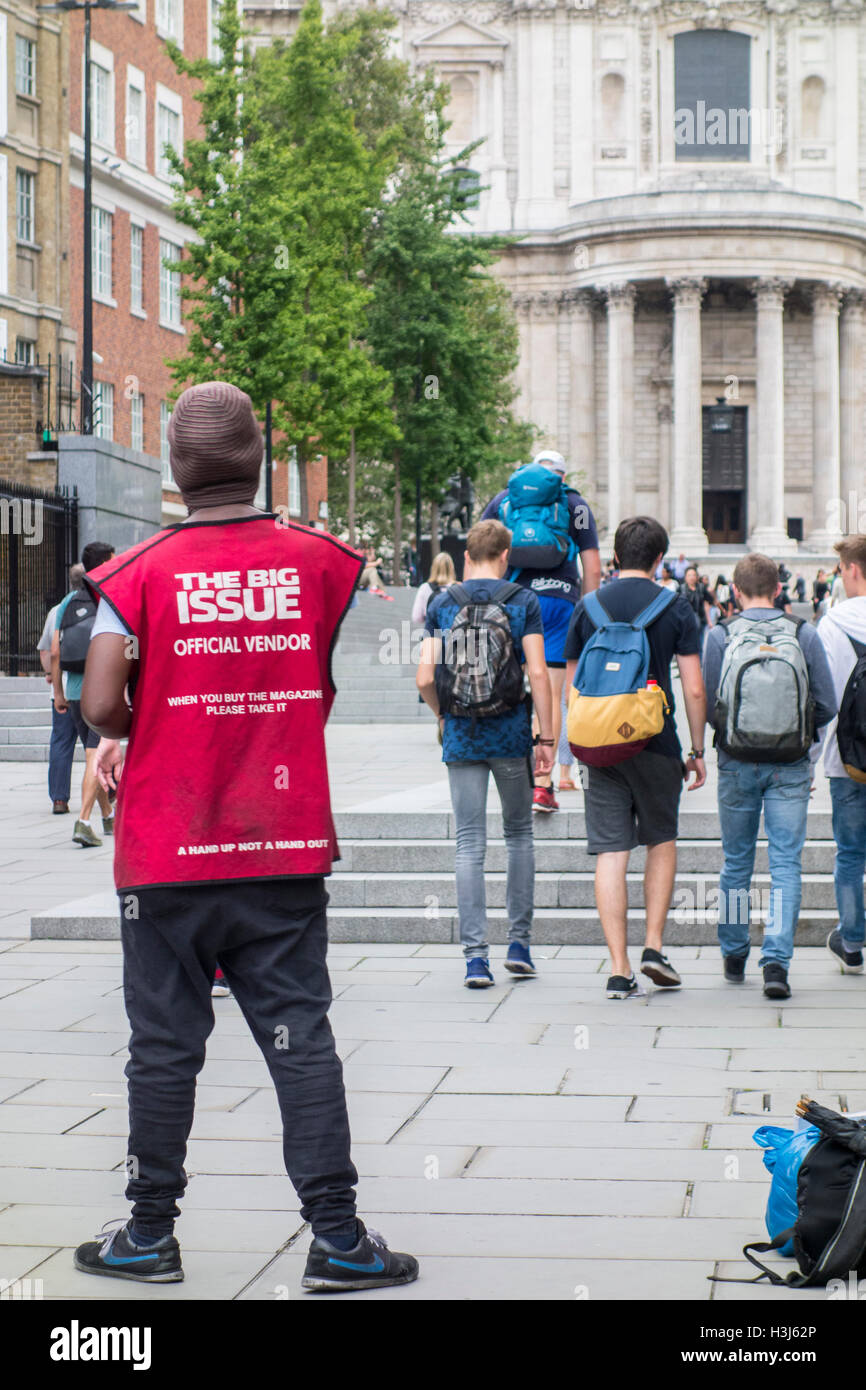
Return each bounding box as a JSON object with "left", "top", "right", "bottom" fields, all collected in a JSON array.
[{"left": 426, "top": 579, "right": 543, "bottom": 763}]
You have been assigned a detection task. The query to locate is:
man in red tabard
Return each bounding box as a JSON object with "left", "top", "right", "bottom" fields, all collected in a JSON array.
[{"left": 73, "top": 381, "right": 418, "bottom": 1293}]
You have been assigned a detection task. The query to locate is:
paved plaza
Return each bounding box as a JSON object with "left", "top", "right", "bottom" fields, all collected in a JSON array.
[{"left": 0, "top": 724, "right": 862, "bottom": 1302}]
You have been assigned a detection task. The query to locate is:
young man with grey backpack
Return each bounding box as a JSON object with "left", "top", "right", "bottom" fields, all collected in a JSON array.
[
  {"left": 417, "top": 519, "right": 554, "bottom": 988},
  {"left": 703, "top": 554, "right": 836, "bottom": 999}
]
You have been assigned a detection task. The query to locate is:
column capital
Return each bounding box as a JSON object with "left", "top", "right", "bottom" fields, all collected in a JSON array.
[
  {"left": 810, "top": 282, "right": 847, "bottom": 314},
  {"left": 666, "top": 276, "right": 707, "bottom": 307},
  {"left": 511, "top": 292, "right": 535, "bottom": 318},
  {"left": 842, "top": 288, "right": 866, "bottom": 317},
  {"left": 530, "top": 291, "right": 561, "bottom": 321},
  {"left": 605, "top": 281, "right": 637, "bottom": 310},
  {"left": 753, "top": 276, "right": 795, "bottom": 308},
  {"left": 559, "top": 287, "right": 596, "bottom": 318}
]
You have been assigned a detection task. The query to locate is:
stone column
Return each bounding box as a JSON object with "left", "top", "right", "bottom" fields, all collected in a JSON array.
[
  {"left": 806, "top": 282, "right": 844, "bottom": 550},
  {"left": 748, "top": 277, "right": 797, "bottom": 553},
  {"left": 667, "top": 277, "right": 708, "bottom": 552},
  {"left": 560, "top": 288, "right": 595, "bottom": 493},
  {"left": 604, "top": 282, "right": 637, "bottom": 542},
  {"left": 529, "top": 291, "right": 561, "bottom": 443},
  {"left": 840, "top": 289, "right": 866, "bottom": 534},
  {"left": 657, "top": 398, "right": 672, "bottom": 534}
]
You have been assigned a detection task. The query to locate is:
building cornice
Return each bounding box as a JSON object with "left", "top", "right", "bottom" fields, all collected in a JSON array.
[{"left": 404, "top": 0, "right": 866, "bottom": 24}]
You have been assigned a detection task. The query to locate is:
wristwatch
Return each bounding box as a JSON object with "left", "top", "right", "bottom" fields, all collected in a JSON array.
[{"left": 687, "top": 748, "right": 705, "bottom": 759}]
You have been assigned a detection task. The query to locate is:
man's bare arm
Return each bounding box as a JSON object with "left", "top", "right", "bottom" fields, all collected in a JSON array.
[{"left": 81, "top": 633, "right": 136, "bottom": 739}]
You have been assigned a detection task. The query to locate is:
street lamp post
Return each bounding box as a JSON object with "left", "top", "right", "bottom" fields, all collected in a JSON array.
[{"left": 38, "top": 0, "right": 138, "bottom": 435}]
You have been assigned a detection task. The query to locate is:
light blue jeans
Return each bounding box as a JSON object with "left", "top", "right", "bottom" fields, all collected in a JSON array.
[
  {"left": 829, "top": 777, "right": 866, "bottom": 948},
  {"left": 717, "top": 759, "right": 812, "bottom": 967},
  {"left": 447, "top": 758, "right": 534, "bottom": 959}
]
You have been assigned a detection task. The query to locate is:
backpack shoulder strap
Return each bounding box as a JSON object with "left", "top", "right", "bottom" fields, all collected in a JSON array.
[
  {"left": 631, "top": 587, "right": 677, "bottom": 631},
  {"left": 845, "top": 631, "right": 866, "bottom": 660},
  {"left": 707, "top": 1229, "right": 794, "bottom": 1286},
  {"left": 446, "top": 583, "right": 472, "bottom": 608},
  {"left": 495, "top": 582, "right": 524, "bottom": 606},
  {"left": 582, "top": 590, "right": 610, "bottom": 630}
]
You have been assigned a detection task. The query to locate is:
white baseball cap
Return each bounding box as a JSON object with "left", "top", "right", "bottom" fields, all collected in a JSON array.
[{"left": 533, "top": 449, "right": 567, "bottom": 475}]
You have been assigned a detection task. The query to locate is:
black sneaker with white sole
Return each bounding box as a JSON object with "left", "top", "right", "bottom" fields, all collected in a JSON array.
[
  {"left": 302, "top": 1220, "right": 419, "bottom": 1293},
  {"left": 827, "top": 927, "right": 865, "bottom": 975},
  {"left": 640, "top": 948, "right": 681, "bottom": 988},
  {"left": 74, "top": 1220, "right": 183, "bottom": 1283},
  {"left": 723, "top": 952, "right": 748, "bottom": 984},
  {"left": 762, "top": 963, "right": 791, "bottom": 1000},
  {"left": 606, "top": 974, "right": 644, "bottom": 1000}
]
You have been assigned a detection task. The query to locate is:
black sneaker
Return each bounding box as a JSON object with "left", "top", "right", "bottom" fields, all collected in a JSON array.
[
  {"left": 723, "top": 953, "right": 748, "bottom": 984},
  {"left": 762, "top": 963, "right": 791, "bottom": 1000},
  {"left": 827, "top": 928, "right": 865, "bottom": 975},
  {"left": 606, "top": 973, "right": 645, "bottom": 1000},
  {"left": 640, "top": 948, "right": 681, "bottom": 988},
  {"left": 74, "top": 1220, "right": 183, "bottom": 1283},
  {"left": 302, "top": 1220, "right": 419, "bottom": 1293}
]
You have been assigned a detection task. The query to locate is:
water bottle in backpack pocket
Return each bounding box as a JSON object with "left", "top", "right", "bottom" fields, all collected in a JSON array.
[
  {"left": 434, "top": 583, "right": 526, "bottom": 721},
  {"left": 565, "top": 588, "right": 675, "bottom": 766},
  {"left": 498, "top": 463, "right": 575, "bottom": 571},
  {"left": 712, "top": 614, "right": 815, "bottom": 763}
]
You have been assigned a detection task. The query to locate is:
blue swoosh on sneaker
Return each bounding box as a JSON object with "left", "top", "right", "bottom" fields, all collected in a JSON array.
[
  {"left": 103, "top": 1250, "right": 158, "bottom": 1265},
  {"left": 327, "top": 1254, "right": 385, "bottom": 1273}
]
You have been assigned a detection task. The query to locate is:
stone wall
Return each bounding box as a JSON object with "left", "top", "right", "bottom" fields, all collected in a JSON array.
[
  {"left": 0, "top": 365, "right": 48, "bottom": 484},
  {"left": 57, "top": 435, "right": 161, "bottom": 554}
]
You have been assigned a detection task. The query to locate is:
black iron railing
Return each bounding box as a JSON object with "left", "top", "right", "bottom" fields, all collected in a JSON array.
[{"left": 0, "top": 479, "right": 78, "bottom": 676}]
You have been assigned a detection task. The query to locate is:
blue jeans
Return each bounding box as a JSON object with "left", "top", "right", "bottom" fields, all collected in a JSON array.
[
  {"left": 447, "top": 758, "right": 534, "bottom": 959},
  {"left": 830, "top": 778, "right": 866, "bottom": 947},
  {"left": 717, "top": 759, "right": 811, "bottom": 967},
  {"left": 48, "top": 701, "right": 77, "bottom": 803}
]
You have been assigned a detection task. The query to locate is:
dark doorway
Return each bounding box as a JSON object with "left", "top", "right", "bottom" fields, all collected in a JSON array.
[{"left": 702, "top": 404, "right": 747, "bottom": 544}]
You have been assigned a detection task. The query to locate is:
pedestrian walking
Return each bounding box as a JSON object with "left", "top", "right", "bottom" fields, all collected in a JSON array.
[
  {"left": 416, "top": 518, "right": 554, "bottom": 988},
  {"left": 50, "top": 543, "right": 116, "bottom": 846},
  {"left": 564, "top": 516, "right": 708, "bottom": 1000},
  {"left": 703, "top": 554, "right": 836, "bottom": 999},
  {"left": 411, "top": 551, "right": 457, "bottom": 624},
  {"left": 37, "top": 562, "right": 84, "bottom": 813},
  {"left": 73, "top": 381, "right": 418, "bottom": 1292},
  {"left": 481, "top": 448, "right": 601, "bottom": 814},
  {"left": 815, "top": 537, "right": 866, "bottom": 976}
]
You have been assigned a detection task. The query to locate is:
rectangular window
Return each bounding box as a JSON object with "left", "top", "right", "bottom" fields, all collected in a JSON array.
[
  {"left": 674, "top": 29, "right": 751, "bottom": 163},
  {"left": 159, "top": 238, "right": 182, "bottom": 326},
  {"left": 156, "top": 101, "right": 180, "bottom": 180},
  {"left": 94, "top": 381, "right": 114, "bottom": 441},
  {"left": 16, "top": 169, "right": 34, "bottom": 242},
  {"left": 92, "top": 207, "right": 113, "bottom": 299},
  {"left": 15, "top": 35, "right": 36, "bottom": 97},
  {"left": 15, "top": 337, "right": 35, "bottom": 366},
  {"left": 130, "top": 223, "right": 144, "bottom": 313},
  {"left": 126, "top": 80, "right": 145, "bottom": 165},
  {"left": 160, "top": 401, "right": 173, "bottom": 483},
  {"left": 288, "top": 447, "right": 301, "bottom": 516},
  {"left": 130, "top": 390, "right": 144, "bottom": 452},
  {"left": 208, "top": 0, "right": 222, "bottom": 62},
  {"left": 156, "top": 0, "right": 182, "bottom": 43},
  {"left": 91, "top": 62, "right": 112, "bottom": 146}
]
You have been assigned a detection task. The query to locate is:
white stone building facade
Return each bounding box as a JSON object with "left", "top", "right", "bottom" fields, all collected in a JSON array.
[{"left": 246, "top": 0, "right": 866, "bottom": 558}]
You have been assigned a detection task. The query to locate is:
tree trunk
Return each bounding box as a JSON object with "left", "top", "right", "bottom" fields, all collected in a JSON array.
[
  {"left": 347, "top": 428, "right": 356, "bottom": 548},
  {"left": 393, "top": 452, "right": 402, "bottom": 587},
  {"left": 430, "top": 501, "right": 440, "bottom": 559}
]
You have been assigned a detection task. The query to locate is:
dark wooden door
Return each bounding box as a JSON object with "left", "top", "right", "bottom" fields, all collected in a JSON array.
[{"left": 702, "top": 405, "right": 747, "bottom": 543}]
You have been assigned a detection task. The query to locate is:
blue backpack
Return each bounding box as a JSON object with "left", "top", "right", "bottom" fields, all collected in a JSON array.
[{"left": 498, "top": 463, "right": 575, "bottom": 572}]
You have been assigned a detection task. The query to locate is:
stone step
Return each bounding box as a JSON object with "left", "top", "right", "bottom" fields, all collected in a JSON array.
[
  {"left": 326, "top": 870, "right": 841, "bottom": 910},
  {"left": 0, "top": 708, "right": 55, "bottom": 726},
  {"left": 0, "top": 691, "right": 55, "bottom": 709},
  {"left": 0, "top": 744, "right": 86, "bottom": 762},
  {"left": 331, "top": 809, "right": 836, "bottom": 841},
  {"left": 332, "top": 838, "right": 835, "bottom": 875},
  {"left": 29, "top": 893, "right": 841, "bottom": 945},
  {"left": 329, "top": 712, "right": 430, "bottom": 724},
  {"left": 0, "top": 676, "right": 45, "bottom": 691}
]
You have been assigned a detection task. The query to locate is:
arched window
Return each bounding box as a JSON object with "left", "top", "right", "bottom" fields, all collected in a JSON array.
[
  {"left": 674, "top": 29, "right": 751, "bottom": 161},
  {"left": 445, "top": 74, "right": 476, "bottom": 146},
  {"left": 452, "top": 166, "right": 481, "bottom": 209},
  {"left": 801, "top": 75, "right": 826, "bottom": 141},
  {"left": 601, "top": 72, "right": 626, "bottom": 142}
]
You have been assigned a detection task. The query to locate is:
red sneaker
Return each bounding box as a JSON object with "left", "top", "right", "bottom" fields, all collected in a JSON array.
[{"left": 533, "top": 785, "right": 559, "bottom": 813}]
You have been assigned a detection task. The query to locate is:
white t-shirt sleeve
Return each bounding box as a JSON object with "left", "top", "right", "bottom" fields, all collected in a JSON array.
[{"left": 91, "top": 598, "right": 133, "bottom": 639}]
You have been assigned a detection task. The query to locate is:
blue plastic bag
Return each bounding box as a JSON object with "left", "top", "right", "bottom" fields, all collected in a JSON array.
[{"left": 753, "top": 1124, "right": 821, "bottom": 1256}]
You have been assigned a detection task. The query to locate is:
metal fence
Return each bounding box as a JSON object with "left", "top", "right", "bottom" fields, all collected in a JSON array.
[{"left": 0, "top": 479, "right": 78, "bottom": 676}]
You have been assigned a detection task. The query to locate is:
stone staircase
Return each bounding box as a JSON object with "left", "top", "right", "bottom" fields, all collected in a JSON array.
[
  {"left": 31, "top": 806, "right": 840, "bottom": 944},
  {"left": 0, "top": 675, "right": 79, "bottom": 763},
  {"left": 330, "top": 585, "right": 428, "bottom": 724}
]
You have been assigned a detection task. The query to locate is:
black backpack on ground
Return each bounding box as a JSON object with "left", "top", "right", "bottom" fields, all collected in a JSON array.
[
  {"left": 434, "top": 582, "right": 525, "bottom": 721},
  {"left": 58, "top": 588, "right": 98, "bottom": 673},
  {"left": 712, "top": 1099, "right": 866, "bottom": 1289},
  {"left": 836, "top": 633, "right": 866, "bottom": 783}
]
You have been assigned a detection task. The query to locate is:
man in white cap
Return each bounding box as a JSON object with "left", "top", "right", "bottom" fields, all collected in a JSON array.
[{"left": 482, "top": 448, "right": 601, "bottom": 811}]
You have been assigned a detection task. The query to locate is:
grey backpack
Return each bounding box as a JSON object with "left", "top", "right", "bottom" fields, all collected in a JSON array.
[{"left": 713, "top": 614, "right": 815, "bottom": 763}]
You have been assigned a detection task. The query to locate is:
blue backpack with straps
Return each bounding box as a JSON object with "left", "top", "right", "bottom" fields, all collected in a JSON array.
[
  {"left": 574, "top": 588, "right": 676, "bottom": 699},
  {"left": 498, "top": 463, "right": 575, "bottom": 573}
]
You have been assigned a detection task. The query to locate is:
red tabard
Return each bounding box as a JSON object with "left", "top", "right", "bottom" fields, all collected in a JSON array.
[{"left": 85, "top": 517, "right": 363, "bottom": 891}]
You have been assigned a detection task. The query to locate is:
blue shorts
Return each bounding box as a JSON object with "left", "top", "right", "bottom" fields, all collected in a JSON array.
[{"left": 537, "top": 593, "right": 576, "bottom": 666}]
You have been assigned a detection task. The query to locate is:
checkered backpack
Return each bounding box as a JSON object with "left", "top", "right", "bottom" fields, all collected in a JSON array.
[{"left": 434, "top": 583, "right": 526, "bottom": 721}]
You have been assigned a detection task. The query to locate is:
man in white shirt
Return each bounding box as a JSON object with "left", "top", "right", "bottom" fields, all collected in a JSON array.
[
  {"left": 37, "top": 563, "right": 85, "bottom": 814},
  {"left": 816, "top": 536, "right": 866, "bottom": 975}
]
